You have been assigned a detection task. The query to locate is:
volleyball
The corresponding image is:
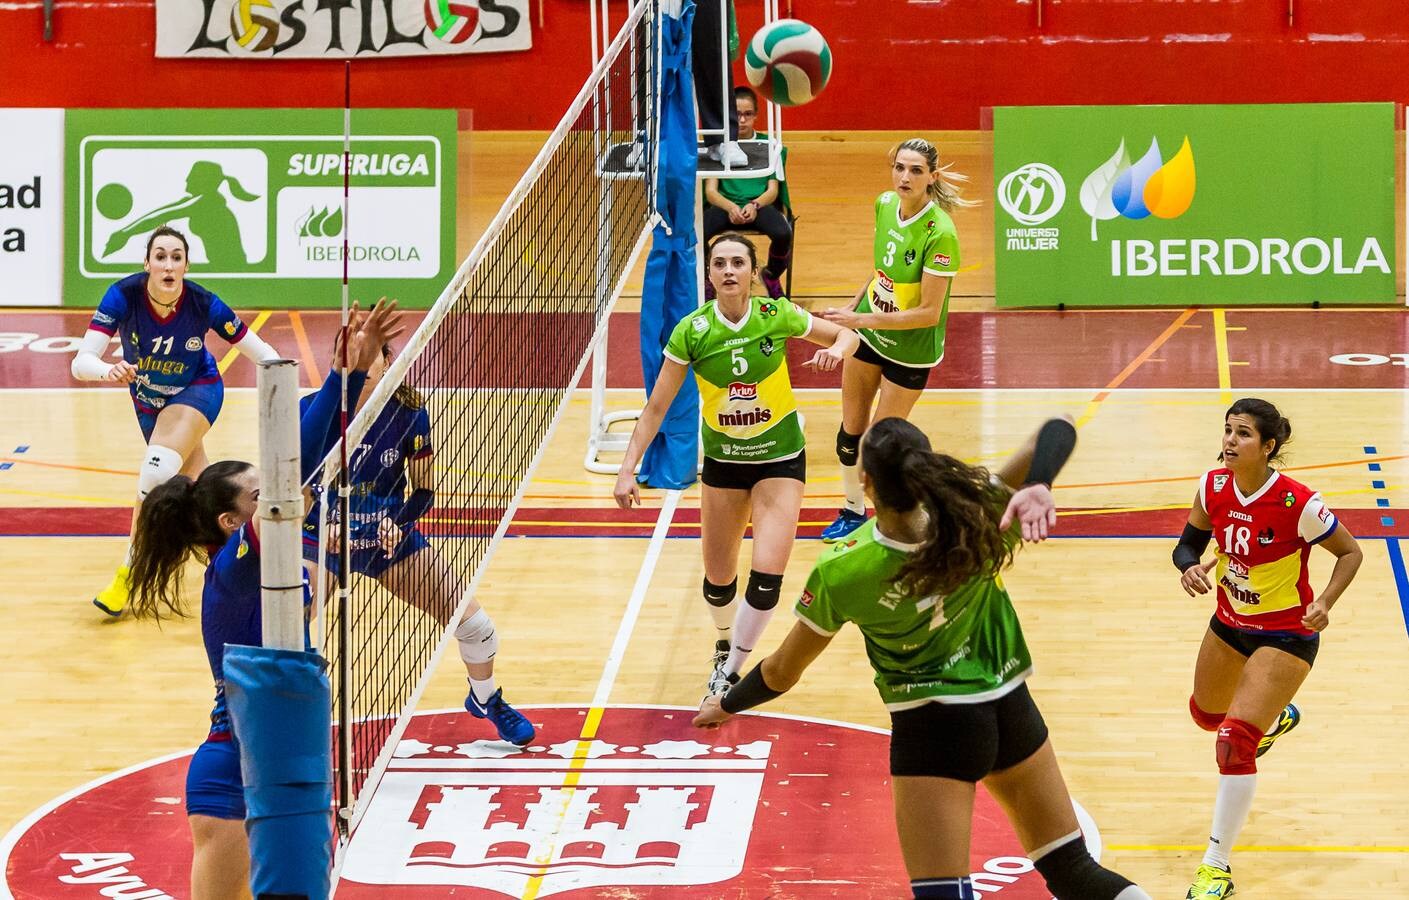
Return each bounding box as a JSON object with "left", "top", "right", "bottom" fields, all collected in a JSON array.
[
  {"left": 425, "top": 0, "right": 479, "bottom": 44},
  {"left": 228, "top": 0, "right": 280, "bottom": 52},
  {"left": 744, "top": 19, "right": 833, "bottom": 107}
]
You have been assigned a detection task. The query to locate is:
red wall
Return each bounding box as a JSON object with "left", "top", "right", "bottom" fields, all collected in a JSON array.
[{"left": 5, "top": 1, "right": 1409, "bottom": 129}]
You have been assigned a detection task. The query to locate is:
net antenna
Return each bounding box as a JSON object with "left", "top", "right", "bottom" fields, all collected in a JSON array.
[
  {"left": 310, "top": 2, "right": 658, "bottom": 886},
  {"left": 584, "top": 0, "right": 786, "bottom": 473}
]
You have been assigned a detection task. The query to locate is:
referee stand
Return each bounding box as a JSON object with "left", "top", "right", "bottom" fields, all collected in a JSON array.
[{"left": 586, "top": 0, "right": 788, "bottom": 480}]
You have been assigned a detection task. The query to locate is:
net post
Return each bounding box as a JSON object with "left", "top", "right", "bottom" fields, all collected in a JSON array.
[{"left": 257, "top": 358, "right": 305, "bottom": 651}]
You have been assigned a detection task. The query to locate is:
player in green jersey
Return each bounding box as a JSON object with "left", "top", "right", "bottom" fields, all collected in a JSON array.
[
  {"left": 818, "top": 137, "right": 976, "bottom": 543},
  {"left": 695, "top": 416, "right": 1150, "bottom": 900},
  {"left": 614, "top": 232, "right": 858, "bottom": 698}
]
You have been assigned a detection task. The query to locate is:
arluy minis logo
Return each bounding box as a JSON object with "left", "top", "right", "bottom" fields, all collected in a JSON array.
[
  {"left": 1081, "top": 137, "right": 1196, "bottom": 239},
  {"left": 727, "top": 382, "right": 758, "bottom": 402}
]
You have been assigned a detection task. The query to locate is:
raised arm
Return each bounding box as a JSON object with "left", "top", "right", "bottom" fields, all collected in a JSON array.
[{"left": 994, "top": 415, "right": 1078, "bottom": 542}]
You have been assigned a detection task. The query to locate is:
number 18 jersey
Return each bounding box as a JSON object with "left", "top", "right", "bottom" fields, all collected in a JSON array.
[{"left": 1199, "top": 468, "right": 1338, "bottom": 635}]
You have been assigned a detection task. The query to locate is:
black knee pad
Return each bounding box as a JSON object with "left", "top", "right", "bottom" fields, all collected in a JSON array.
[
  {"left": 703, "top": 577, "right": 737, "bottom": 607},
  {"left": 744, "top": 570, "right": 784, "bottom": 611},
  {"left": 836, "top": 427, "right": 861, "bottom": 466},
  {"left": 1032, "top": 835, "right": 1137, "bottom": 900}
]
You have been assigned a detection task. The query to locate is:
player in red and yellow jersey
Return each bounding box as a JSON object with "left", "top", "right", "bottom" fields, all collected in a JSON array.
[{"left": 1172, "top": 399, "right": 1362, "bottom": 899}]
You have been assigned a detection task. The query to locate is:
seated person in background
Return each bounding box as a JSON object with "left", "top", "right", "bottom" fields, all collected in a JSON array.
[{"left": 703, "top": 87, "right": 792, "bottom": 299}]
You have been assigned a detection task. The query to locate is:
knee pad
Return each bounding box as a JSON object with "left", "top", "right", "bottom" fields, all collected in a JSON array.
[
  {"left": 1189, "top": 695, "right": 1225, "bottom": 732},
  {"left": 703, "top": 577, "right": 737, "bottom": 607},
  {"left": 1032, "top": 832, "right": 1139, "bottom": 900},
  {"left": 836, "top": 427, "right": 861, "bottom": 466},
  {"left": 137, "top": 444, "right": 184, "bottom": 500},
  {"left": 1216, "top": 718, "right": 1261, "bottom": 775},
  {"left": 744, "top": 570, "right": 784, "bottom": 611},
  {"left": 455, "top": 609, "right": 499, "bottom": 665}
]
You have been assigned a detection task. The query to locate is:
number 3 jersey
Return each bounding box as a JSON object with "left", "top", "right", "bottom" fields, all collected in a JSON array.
[
  {"left": 855, "top": 191, "right": 960, "bottom": 369},
  {"left": 664, "top": 296, "right": 812, "bottom": 464},
  {"left": 1199, "top": 468, "right": 1338, "bottom": 635},
  {"left": 86, "top": 273, "right": 248, "bottom": 413}
]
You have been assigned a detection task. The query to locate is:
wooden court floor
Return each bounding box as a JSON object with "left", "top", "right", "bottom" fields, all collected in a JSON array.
[{"left": 3, "top": 132, "right": 1409, "bottom": 898}]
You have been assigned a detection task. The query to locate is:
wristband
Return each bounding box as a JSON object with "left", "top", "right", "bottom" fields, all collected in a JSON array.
[{"left": 719, "top": 664, "right": 785, "bottom": 714}]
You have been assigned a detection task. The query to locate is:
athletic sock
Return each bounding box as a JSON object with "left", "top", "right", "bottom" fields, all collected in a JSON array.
[{"left": 1203, "top": 773, "right": 1257, "bottom": 869}]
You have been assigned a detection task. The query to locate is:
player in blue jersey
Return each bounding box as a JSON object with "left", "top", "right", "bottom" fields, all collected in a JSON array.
[
  {"left": 301, "top": 340, "right": 534, "bottom": 746},
  {"left": 72, "top": 226, "right": 280, "bottom": 618},
  {"left": 123, "top": 299, "right": 398, "bottom": 900}
]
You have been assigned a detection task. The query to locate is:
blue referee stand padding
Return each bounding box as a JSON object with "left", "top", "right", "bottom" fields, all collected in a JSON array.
[
  {"left": 224, "top": 645, "right": 333, "bottom": 900},
  {"left": 638, "top": 0, "right": 701, "bottom": 490}
]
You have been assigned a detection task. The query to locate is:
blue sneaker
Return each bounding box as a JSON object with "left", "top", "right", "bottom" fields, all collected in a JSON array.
[
  {"left": 821, "top": 509, "right": 867, "bottom": 543},
  {"left": 466, "top": 686, "right": 535, "bottom": 746}
]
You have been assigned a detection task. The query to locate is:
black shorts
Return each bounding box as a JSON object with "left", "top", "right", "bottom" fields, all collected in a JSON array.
[
  {"left": 853, "top": 339, "right": 933, "bottom": 390},
  {"left": 1209, "top": 614, "right": 1319, "bottom": 667},
  {"left": 700, "top": 452, "right": 806, "bottom": 490},
  {"left": 888, "top": 682, "right": 1049, "bottom": 782}
]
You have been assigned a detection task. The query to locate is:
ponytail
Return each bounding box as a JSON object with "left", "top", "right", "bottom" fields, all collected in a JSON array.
[
  {"left": 128, "top": 460, "right": 251, "bottom": 621},
  {"left": 892, "top": 138, "right": 980, "bottom": 213},
  {"left": 862, "top": 419, "right": 1016, "bottom": 600}
]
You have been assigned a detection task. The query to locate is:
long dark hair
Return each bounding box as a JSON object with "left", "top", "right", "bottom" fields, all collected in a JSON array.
[
  {"left": 1222, "top": 397, "right": 1292, "bottom": 464},
  {"left": 862, "top": 418, "right": 1016, "bottom": 599},
  {"left": 128, "top": 460, "right": 252, "bottom": 621}
]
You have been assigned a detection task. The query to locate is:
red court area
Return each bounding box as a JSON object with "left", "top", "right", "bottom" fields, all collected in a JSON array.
[{"left": 4, "top": 307, "right": 1409, "bottom": 390}]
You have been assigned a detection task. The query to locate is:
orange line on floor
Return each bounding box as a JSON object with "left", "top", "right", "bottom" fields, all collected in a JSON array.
[
  {"left": 0, "top": 457, "right": 135, "bottom": 477},
  {"left": 288, "top": 311, "right": 323, "bottom": 389},
  {"left": 1075, "top": 308, "right": 1197, "bottom": 428}
]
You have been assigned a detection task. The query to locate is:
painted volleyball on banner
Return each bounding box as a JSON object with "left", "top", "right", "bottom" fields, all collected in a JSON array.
[
  {"left": 744, "top": 19, "right": 833, "bottom": 107},
  {"left": 229, "top": 0, "right": 280, "bottom": 52},
  {"left": 425, "top": 0, "right": 479, "bottom": 44}
]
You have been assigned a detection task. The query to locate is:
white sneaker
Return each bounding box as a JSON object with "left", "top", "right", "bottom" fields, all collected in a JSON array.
[
  {"left": 717, "top": 141, "right": 748, "bottom": 167},
  {"left": 624, "top": 142, "right": 644, "bottom": 169},
  {"left": 700, "top": 142, "right": 749, "bottom": 168}
]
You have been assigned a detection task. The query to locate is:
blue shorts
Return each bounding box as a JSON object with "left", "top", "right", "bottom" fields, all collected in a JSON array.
[
  {"left": 186, "top": 737, "right": 245, "bottom": 820},
  {"left": 303, "top": 527, "right": 430, "bottom": 580},
  {"left": 135, "top": 379, "right": 224, "bottom": 443}
]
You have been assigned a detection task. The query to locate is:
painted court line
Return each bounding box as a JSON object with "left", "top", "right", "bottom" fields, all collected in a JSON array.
[
  {"left": 1076, "top": 308, "right": 1198, "bottom": 427},
  {"left": 518, "top": 489, "right": 681, "bottom": 900}
]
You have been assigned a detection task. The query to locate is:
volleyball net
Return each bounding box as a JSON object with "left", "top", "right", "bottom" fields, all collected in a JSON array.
[{"left": 299, "top": 0, "right": 658, "bottom": 859}]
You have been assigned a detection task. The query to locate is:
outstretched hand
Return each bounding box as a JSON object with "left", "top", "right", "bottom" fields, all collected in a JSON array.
[
  {"left": 999, "top": 483, "right": 1058, "bottom": 543},
  {"left": 346, "top": 297, "right": 405, "bottom": 372}
]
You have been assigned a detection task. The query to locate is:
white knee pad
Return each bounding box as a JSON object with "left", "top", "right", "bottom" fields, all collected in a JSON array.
[
  {"left": 137, "top": 445, "right": 184, "bottom": 500},
  {"left": 455, "top": 609, "right": 498, "bottom": 665}
]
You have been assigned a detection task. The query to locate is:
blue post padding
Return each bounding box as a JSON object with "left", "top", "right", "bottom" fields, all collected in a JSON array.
[
  {"left": 224, "top": 644, "right": 332, "bottom": 900},
  {"left": 638, "top": 0, "right": 701, "bottom": 490}
]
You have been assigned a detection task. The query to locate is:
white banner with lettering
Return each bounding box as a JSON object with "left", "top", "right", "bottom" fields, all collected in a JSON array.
[
  {"left": 157, "top": 0, "right": 531, "bottom": 59},
  {"left": 0, "top": 109, "right": 63, "bottom": 306}
]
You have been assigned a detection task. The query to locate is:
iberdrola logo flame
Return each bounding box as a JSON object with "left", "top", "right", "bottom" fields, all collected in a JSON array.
[{"left": 1080, "top": 137, "right": 1195, "bottom": 239}]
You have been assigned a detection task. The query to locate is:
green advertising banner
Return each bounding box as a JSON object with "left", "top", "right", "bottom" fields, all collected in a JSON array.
[
  {"left": 993, "top": 103, "right": 1395, "bottom": 307},
  {"left": 65, "top": 108, "right": 456, "bottom": 309}
]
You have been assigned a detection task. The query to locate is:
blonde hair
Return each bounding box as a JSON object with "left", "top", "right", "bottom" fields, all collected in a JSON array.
[{"left": 891, "top": 137, "right": 979, "bottom": 212}]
